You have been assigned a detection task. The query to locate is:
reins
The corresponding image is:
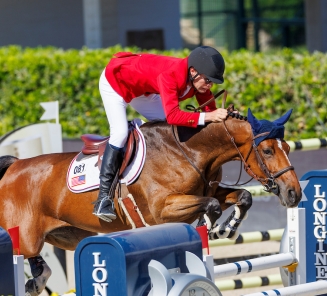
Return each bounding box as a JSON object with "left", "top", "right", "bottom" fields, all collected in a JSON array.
[
  {"left": 172, "top": 126, "right": 209, "bottom": 194},
  {"left": 172, "top": 89, "right": 294, "bottom": 195},
  {"left": 185, "top": 89, "right": 225, "bottom": 112},
  {"left": 172, "top": 90, "right": 228, "bottom": 195}
]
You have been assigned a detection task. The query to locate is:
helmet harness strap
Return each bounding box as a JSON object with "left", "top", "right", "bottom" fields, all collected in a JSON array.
[
  {"left": 188, "top": 68, "right": 200, "bottom": 91},
  {"left": 188, "top": 68, "right": 199, "bottom": 82}
]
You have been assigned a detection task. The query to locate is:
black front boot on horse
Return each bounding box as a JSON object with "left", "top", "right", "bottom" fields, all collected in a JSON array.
[{"left": 93, "top": 143, "right": 123, "bottom": 222}]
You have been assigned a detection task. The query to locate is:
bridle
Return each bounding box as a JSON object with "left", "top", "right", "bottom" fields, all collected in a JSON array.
[
  {"left": 221, "top": 121, "right": 294, "bottom": 195},
  {"left": 173, "top": 90, "right": 294, "bottom": 196}
]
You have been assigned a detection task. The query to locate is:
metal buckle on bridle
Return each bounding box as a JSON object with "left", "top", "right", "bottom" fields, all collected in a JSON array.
[{"left": 263, "top": 177, "right": 279, "bottom": 195}]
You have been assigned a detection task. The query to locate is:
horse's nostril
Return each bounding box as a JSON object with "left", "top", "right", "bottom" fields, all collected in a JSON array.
[{"left": 288, "top": 189, "right": 296, "bottom": 205}]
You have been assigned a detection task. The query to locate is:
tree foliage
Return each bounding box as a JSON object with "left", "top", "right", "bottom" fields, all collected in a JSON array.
[{"left": 0, "top": 45, "right": 326, "bottom": 140}]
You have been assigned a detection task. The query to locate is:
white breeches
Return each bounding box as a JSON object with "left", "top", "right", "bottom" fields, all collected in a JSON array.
[{"left": 99, "top": 69, "right": 166, "bottom": 148}]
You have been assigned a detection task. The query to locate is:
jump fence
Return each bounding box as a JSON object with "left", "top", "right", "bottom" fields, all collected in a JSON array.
[
  {"left": 3, "top": 169, "right": 327, "bottom": 296},
  {"left": 287, "top": 138, "right": 327, "bottom": 151},
  {"left": 216, "top": 274, "right": 282, "bottom": 291},
  {"left": 211, "top": 228, "right": 283, "bottom": 291},
  {"left": 209, "top": 228, "right": 283, "bottom": 247}
]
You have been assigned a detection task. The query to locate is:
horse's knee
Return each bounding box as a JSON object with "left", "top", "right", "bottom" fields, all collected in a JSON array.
[
  {"left": 200, "top": 198, "right": 222, "bottom": 229},
  {"left": 206, "top": 198, "right": 222, "bottom": 214},
  {"left": 26, "top": 256, "right": 52, "bottom": 296},
  {"left": 205, "top": 198, "right": 222, "bottom": 220},
  {"left": 208, "top": 190, "right": 252, "bottom": 240},
  {"left": 238, "top": 190, "right": 252, "bottom": 211}
]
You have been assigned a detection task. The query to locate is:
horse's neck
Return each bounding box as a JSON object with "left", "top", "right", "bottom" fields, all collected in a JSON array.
[
  {"left": 141, "top": 120, "right": 252, "bottom": 167},
  {"left": 221, "top": 119, "right": 253, "bottom": 160}
]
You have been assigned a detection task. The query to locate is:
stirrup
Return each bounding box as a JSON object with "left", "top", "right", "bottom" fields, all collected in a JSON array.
[
  {"left": 93, "top": 212, "right": 114, "bottom": 223},
  {"left": 93, "top": 198, "right": 117, "bottom": 222}
]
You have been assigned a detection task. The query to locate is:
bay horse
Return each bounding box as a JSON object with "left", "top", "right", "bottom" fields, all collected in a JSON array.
[{"left": 0, "top": 107, "right": 301, "bottom": 295}]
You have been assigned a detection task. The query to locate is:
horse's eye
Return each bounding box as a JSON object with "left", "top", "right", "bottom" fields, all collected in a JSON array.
[{"left": 263, "top": 148, "right": 273, "bottom": 155}]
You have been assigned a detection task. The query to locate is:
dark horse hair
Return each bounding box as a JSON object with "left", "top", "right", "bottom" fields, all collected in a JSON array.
[{"left": 0, "top": 155, "right": 17, "bottom": 179}]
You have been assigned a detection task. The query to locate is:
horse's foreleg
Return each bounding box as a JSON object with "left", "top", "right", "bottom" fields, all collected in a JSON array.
[
  {"left": 159, "top": 194, "right": 222, "bottom": 225},
  {"left": 25, "top": 255, "right": 52, "bottom": 296},
  {"left": 209, "top": 188, "right": 252, "bottom": 240}
]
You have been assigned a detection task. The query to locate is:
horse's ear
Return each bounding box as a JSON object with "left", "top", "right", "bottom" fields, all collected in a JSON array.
[
  {"left": 247, "top": 108, "right": 262, "bottom": 132},
  {"left": 273, "top": 109, "right": 293, "bottom": 126}
]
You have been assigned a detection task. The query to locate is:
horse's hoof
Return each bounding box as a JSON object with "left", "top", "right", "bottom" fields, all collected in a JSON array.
[
  {"left": 25, "top": 279, "right": 39, "bottom": 296},
  {"left": 217, "top": 227, "right": 230, "bottom": 239},
  {"left": 25, "top": 263, "right": 52, "bottom": 296},
  {"left": 210, "top": 224, "right": 230, "bottom": 239},
  {"left": 228, "top": 230, "right": 239, "bottom": 240}
]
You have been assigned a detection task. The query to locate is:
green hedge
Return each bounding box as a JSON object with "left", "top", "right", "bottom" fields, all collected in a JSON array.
[{"left": 0, "top": 45, "right": 326, "bottom": 140}]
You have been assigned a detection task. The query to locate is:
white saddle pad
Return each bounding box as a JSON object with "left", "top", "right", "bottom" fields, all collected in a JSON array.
[{"left": 66, "top": 119, "right": 146, "bottom": 193}]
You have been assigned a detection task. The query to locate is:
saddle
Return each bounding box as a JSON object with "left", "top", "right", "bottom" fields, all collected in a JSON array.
[
  {"left": 80, "top": 123, "right": 140, "bottom": 175},
  {"left": 78, "top": 123, "right": 148, "bottom": 228}
]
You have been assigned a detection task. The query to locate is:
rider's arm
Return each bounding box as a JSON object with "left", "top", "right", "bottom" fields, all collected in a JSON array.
[
  {"left": 157, "top": 72, "right": 201, "bottom": 127},
  {"left": 196, "top": 91, "right": 227, "bottom": 124}
]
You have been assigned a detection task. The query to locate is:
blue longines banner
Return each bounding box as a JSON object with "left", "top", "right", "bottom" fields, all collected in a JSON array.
[{"left": 299, "top": 170, "right": 327, "bottom": 290}]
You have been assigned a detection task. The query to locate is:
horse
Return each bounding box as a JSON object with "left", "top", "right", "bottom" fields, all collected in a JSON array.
[{"left": 0, "top": 107, "right": 302, "bottom": 295}]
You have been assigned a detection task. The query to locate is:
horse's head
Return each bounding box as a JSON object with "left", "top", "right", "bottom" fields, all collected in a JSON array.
[{"left": 244, "top": 108, "right": 302, "bottom": 208}]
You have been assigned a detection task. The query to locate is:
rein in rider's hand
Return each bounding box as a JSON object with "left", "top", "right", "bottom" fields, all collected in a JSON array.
[
  {"left": 186, "top": 89, "right": 242, "bottom": 122},
  {"left": 185, "top": 89, "right": 225, "bottom": 112}
]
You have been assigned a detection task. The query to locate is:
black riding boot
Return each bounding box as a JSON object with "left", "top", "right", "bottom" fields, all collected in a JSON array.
[{"left": 93, "top": 143, "right": 123, "bottom": 222}]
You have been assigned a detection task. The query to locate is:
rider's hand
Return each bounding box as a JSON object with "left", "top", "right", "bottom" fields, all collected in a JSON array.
[{"left": 204, "top": 108, "right": 228, "bottom": 123}]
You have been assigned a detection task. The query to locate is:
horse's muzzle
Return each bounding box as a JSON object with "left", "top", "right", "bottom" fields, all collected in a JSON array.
[
  {"left": 287, "top": 187, "right": 302, "bottom": 207},
  {"left": 278, "top": 186, "right": 302, "bottom": 208}
]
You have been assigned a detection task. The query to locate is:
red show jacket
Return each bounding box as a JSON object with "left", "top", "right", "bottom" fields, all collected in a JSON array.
[{"left": 105, "top": 52, "right": 217, "bottom": 127}]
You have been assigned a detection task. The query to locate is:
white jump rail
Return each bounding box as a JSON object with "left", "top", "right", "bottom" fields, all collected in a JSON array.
[{"left": 213, "top": 252, "right": 296, "bottom": 279}]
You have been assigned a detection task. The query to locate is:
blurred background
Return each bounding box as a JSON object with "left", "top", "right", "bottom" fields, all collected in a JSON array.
[{"left": 0, "top": 0, "right": 324, "bottom": 52}]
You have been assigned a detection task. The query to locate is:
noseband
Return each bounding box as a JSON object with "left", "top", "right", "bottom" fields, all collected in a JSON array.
[{"left": 252, "top": 133, "right": 294, "bottom": 194}]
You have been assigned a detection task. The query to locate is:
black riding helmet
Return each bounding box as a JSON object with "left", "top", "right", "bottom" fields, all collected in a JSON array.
[{"left": 188, "top": 46, "right": 225, "bottom": 84}]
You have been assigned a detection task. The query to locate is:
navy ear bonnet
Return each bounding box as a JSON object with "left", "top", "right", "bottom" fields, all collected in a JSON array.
[{"left": 247, "top": 108, "right": 293, "bottom": 146}]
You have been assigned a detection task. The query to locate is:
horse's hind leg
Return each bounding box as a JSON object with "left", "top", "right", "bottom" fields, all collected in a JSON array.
[
  {"left": 209, "top": 188, "right": 252, "bottom": 240},
  {"left": 25, "top": 255, "right": 52, "bottom": 296}
]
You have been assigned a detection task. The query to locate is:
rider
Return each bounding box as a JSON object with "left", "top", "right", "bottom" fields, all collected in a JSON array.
[{"left": 93, "top": 46, "right": 228, "bottom": 222}]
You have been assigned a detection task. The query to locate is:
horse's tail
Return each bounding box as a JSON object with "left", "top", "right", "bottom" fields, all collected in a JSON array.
[{"left": 0, "top": 155, "right": 18, "bottom": 180}]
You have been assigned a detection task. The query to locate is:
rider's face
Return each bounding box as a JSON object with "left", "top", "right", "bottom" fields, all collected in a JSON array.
[{"left": 189, "top": 67, "right": 213, "bottom": 93}]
